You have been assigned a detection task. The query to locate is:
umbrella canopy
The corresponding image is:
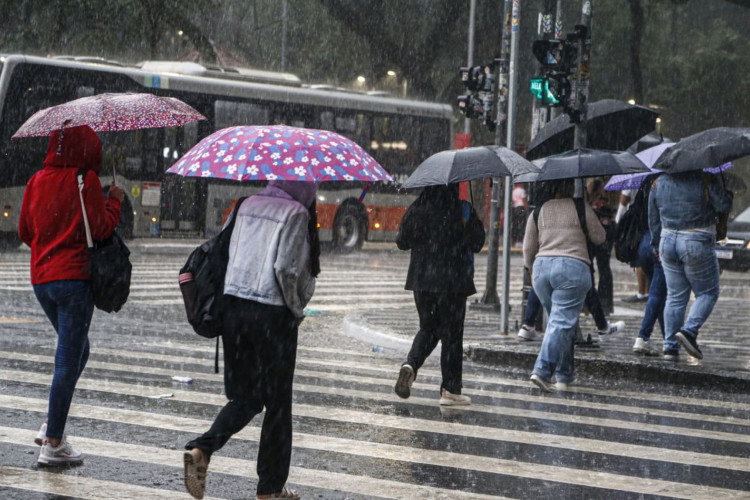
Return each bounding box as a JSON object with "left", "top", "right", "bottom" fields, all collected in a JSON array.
[
  {"left": 516, "top": 148, "right": 649, "bottom": 183},
  {"left": 652, "top": 127, "right": 750, "bottom": 173},
  {"left": 400, "top": 145, "right": 539, "bottom": 189},
  {"left": 605, "top": 140, "right": 733, "bottom": 191},
  {"left": 526, "top": 99, "right": 660, "bottom": 160},
  {"left": 167, "top": 125, "right": 392, "bottom": 182},
  {"left": 626, "top": 132, "right": 671, "bottom": 154},
  {"left": 12, "top": 93, "right": 206, "bottom": 138}
]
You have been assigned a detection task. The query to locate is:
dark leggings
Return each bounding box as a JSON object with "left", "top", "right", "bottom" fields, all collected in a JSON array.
[
  {"left": 185, "top": 297, "right": 298, "bottom": 496},
  {"left": 406, "top": 291, "right": 467, "bottom": 395}
]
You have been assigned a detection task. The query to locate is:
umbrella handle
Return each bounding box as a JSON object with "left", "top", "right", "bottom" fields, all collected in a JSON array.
[{"left": 358, "top": 182, "right": 371, "bottom": 202}]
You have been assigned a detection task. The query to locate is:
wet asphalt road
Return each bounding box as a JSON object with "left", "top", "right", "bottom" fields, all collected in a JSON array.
[{"left": 1, "top": 244, "right": 750, "bottom": 499}]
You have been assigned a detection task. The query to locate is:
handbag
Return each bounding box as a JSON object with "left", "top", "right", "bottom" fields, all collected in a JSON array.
[{"left": 77, "top": 170, "right": 132, "bottom": 313}]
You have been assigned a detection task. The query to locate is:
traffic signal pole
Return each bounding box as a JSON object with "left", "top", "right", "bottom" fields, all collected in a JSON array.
[
  {"left": 464, "top": 0, "right": 476, "bottom": 137},
  {"left": 499, "top": 0, "right": 523, "bottom": 334},
  {"left": 572, "top": 1, "right": 593, "bottom": 149},
  {"left": 477, "top": 0, "right": 512, "bottom": 309}
]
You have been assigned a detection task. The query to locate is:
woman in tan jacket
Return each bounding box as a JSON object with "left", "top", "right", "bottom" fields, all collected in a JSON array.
[{"left": 523, "top": 180, "right": 605, "bottom": 392}]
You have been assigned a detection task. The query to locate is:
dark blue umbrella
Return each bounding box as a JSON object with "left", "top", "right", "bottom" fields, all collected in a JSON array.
[
  {"left": 515, "top": 148, "right": 649, "bottom": 183},
  {"left": 401, "top": 145, "right": 539, "bottom": 189},
  {"left": 653, "top": 127, "right": 750, "bottom": 173}
]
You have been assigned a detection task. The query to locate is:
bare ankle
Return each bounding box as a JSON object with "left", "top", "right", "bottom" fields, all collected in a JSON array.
[{"left": 47, "top": 438, "right": 61, "bottom": 447}]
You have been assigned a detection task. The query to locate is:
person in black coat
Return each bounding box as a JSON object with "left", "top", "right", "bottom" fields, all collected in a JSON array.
[{"left": 393, "top": 184, "right": 485, "bottom": 406}]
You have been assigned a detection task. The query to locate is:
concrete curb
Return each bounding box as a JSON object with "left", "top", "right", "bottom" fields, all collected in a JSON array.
[{"left": 344, "top": 313, "right": 750, "bottom": 392}]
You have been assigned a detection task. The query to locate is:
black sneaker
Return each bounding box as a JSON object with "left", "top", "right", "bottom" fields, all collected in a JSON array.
[
  {"left": 663, "top": 349, "right": 680, "bottom": 361},
  {"left": 675, "top": 331, "right": 703, "bottom": 360}
]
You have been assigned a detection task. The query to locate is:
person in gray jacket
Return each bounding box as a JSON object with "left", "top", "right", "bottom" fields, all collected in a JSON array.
[{"left": 183, "top": 180, "right": 319, "bottom": 500}]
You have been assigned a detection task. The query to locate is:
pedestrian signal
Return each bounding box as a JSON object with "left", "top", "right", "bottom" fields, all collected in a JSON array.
[
  {"left": 532, "top": 39, "right": 576, "bottom": 72},
  {"left": 529, "top": 74, "right": 570, "bottom": 107}
]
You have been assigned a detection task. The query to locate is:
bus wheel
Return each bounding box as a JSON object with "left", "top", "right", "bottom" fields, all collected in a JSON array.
[
  {"left": 0, "top": 231, "right": 21, "bottom": 251},
  {"left": 332, "top": 203, "right": 367, "bottom": 253}
]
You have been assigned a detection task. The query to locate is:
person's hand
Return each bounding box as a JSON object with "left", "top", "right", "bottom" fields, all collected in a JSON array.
[{"left": 109, "top": 184, "right": 125, "bottom": 202}]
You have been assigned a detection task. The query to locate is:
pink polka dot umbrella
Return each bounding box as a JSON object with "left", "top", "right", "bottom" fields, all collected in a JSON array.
[
  {"left": 12, "top": 92, "right": 206, "bottom": 138},
  {"left": 166, "top": 125, "right": 393, "bottom": 183}
]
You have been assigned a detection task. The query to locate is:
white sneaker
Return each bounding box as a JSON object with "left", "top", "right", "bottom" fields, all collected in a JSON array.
[
  {"left": 599, "top": 320, "right": 625, "bottom": 336},
  {"left": 38, "top": 437, "right": 83, "bottom": 466},
  {"left": 517, "top": 324, "right": 537, "bottom": 341},
  {"left": 632, "top": 337, "right": 657, "bottom": 354},
  {"left": 555, "top": 381, "right": 569, "bottom": 391},
  {"left": 439, "top": 388, "right": 471, "bottom": 406},
  {"left": 34, "top": 421, "right": 47, "bottom": 446}
]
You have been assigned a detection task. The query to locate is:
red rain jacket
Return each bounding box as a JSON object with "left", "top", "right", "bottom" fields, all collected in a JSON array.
[{"left": 19, "top": 125, "right": 121, "bottom": 285}]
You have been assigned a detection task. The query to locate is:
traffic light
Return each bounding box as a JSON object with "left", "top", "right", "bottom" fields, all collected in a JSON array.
[
  {"left": 529, "top": 74, "right": 570, "bottom": 107},
  {"left": 529, "top": 38, "right": 576, "bottom": 109},
  {"left": 532, "top": 39, "right": 576, "bottom": 72},
  {"left": 457, "top": 63, "right": 496, "bottom": 131}
]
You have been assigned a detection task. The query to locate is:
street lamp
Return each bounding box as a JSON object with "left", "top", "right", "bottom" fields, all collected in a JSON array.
[
  {"left": 387, "top": 70, "right": 396, "bottom": 77},
  {"left": 356, "top": 75, "right": 366, "bottom": 84}
]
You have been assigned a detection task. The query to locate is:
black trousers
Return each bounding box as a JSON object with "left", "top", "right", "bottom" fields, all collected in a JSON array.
[
  {"left": 595, "top": 224, "right": 616, "bottom": 314},
  {"left": 406, "top": 291, "right": 467, "bottom": 395},
  {"left": 186, "top": 296, "right": 298, "bottom": 496}
]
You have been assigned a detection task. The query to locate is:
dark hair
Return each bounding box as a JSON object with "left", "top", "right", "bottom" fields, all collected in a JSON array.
[
  {"left": 308, "top": 200, "right": 321, "bottom": 278},
  {"left": 550, "top": 179, "right": 575, "bottom": 199}
]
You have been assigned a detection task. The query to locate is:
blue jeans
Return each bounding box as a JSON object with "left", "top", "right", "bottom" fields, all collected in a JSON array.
[
  {"left": 524, "top": 279, "right": 606, "bottom": 331},
  {"left": 531, "top": 257, "right": 591, "bottom": 383},
  {"left": 33, "top": 280, "right": 94, "bottom": 440},
  {"left": 637, "top": 232, "right": 666, "bottom": 343},
  {"left": 659, "top": 230, "right": 720, "bottom": 351}
]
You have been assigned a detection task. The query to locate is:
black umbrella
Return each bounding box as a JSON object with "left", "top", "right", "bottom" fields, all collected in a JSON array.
[
  {"left": 626, "top": 132, "right": 672, "bottom": 154},
  {"left": 400, "top": 145, "right": 539, "bottom": 189},
  {"left": 526, "top": 99, "right": 660, "bottom": 160},
  {"left": 652, "top": 127, "right": 750, "bottom": 174},
  {"left": 515, "top": 148, "right": 649, "bottom": 183}
]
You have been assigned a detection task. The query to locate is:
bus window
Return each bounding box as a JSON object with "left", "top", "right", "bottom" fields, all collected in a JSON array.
[
  {"left": 371, "top": 115, "right": 419, "bottom": 184},
  {"left": 214, "top": 100, "right": 269, "bottom": 129},
  {"left": 320, "top": 111, "right": 334, "bottom": 130}
]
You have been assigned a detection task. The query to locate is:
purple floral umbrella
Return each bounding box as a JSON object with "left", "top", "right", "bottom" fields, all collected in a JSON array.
[
  {"left": 166, "top": 125, "right": 393, "bottom": 182},
  {"left": 605, "top": 142, "right": 732, "bottom": 191},
  {"left": 12, "top": 93, "right": 206, "bottom": 138}
]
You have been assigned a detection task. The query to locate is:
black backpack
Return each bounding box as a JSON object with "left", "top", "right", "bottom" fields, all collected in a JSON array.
[
  {"left": 613, "top": 177, "right": 655, "bottom": 266},
  {"left": 179, "top": 197, "right": 246, "bottom": 372}
]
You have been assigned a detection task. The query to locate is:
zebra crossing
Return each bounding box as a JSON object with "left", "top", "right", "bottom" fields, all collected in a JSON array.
[
  {"left": 0, "top": 250, "right": 510, "bottom": 312},
  {"left": 2, "top": 249, "right": 750, "bottom": 498}
]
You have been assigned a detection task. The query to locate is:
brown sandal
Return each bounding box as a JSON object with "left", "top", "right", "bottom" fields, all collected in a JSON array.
[
  {"left": 257, "top": 487, "right": 300, "bottom": 499},
  {"left": 183, "top": 449, "right": 209, "bottom": 499}
]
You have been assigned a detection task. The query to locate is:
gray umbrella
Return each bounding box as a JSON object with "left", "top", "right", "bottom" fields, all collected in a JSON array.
[
  {"left": 515, "top": 148, "right": 649, "bottom": 183},
  {"left": 400, "top": 145, "right": 539, "bottom": 189},
  {"left": 652, "top": 127, "right": 750, "bottom": 174}
]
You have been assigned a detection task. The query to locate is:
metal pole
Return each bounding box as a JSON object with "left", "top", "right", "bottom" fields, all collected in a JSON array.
[
  {"left": 551, "top": 0, "right": 565, "bottom": 119},
  {"left": 572, "top": 0, "right": 593, "bottom": 343},
  {"left": 477, "top": 0, "right": 512, "bottom": 309},
  {"left": 499, "top": 0, "right": 522, "bottom": 334},
  {"left": 573, "top": 0, "right": 592, "bottom": 149},
  {"left": 464, "top": 0, "right": 476, "bottom": 136},
  {"left": 281, "top": 0, "right": 288, "bottom": 72}
]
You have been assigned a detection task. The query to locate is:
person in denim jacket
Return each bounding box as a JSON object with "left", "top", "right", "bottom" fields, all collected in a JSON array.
[{"left": 649, "top": 170, "right": 733, "bottom": 361}]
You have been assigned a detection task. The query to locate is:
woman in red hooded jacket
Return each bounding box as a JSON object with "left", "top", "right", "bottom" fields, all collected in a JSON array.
[{"left": 19, "top": 125, "right": 124, "bottom": 466}]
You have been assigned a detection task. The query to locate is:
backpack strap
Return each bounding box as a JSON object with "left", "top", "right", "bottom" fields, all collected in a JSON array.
[{"left": 212, "top": 196, "right": 247, "bottom": 374}]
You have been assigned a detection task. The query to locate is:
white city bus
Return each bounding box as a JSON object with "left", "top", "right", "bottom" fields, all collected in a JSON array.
[{"left": 0, "top": 54, "right": 453, "bottom": 251}]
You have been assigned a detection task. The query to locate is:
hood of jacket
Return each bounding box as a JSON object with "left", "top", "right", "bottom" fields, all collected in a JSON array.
[
  {"left": 43, "top": 125, "right": 102, "bottom": 174},
  {"left": 268, "top": 180, "right": 317, "bottom": 208}
]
